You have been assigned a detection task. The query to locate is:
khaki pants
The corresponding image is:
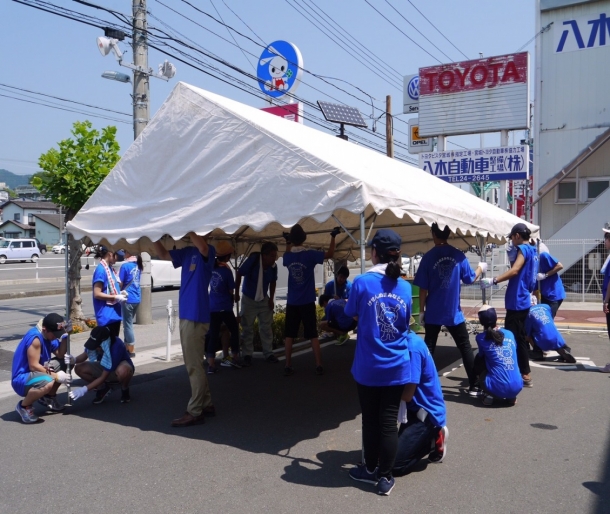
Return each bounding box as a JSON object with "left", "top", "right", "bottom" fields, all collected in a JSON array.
[
  {"left": 240, "top": 295, "right": 274, "bottom": 358},
  {"left": 179, "top": 319, "right": 212, "bottom": 416}
]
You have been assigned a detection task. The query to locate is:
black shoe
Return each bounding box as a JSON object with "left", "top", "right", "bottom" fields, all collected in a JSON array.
[
  {"left": 93, "top": 385, "right": 112, "bottom": 405},
  {"left": 265, "top": 354, "right": 279, "bottom": 363},
  {"left": 315, "top": 365, "right": 325, "bottom": 376},
  {"left": 120, "top": 388, "right": 131, "bottom": 403},
  {"left": 284, "top": 366, "right": 294, "bottom": 377},
  {"left": 462, "top": 386, "right": 482, "bottom": 397},
  {"left": 557, "top": 347, "right": 576, "bottom": 364},
  {"left": 242, "top": 355, "right": 252, "bottom": 367},
  {"left": 529, "top": 350, "right": 544, "bottom": 361}
]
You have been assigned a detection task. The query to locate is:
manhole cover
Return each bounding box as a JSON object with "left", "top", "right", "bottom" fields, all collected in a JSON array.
[{"left": 530, "top": 423, "right": 558, "bottom": 430}]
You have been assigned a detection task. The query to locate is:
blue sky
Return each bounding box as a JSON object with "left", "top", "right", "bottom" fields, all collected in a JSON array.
[{"left": 1, "top": 0, "right": 535, "bottom": 176}]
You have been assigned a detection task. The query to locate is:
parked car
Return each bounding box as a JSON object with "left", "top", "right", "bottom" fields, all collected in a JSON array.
[
  {"left": 52, "top": 243, "right": 66, "bottom": 254},
  {"left": 112, "top": 257, "right": 181, "bottom": 289},
  {"left": 0, "top": 239, "right": 41, "bottom": 264},
  {"left": 35, "top": 238, "right": 47, "bottom": 255}
]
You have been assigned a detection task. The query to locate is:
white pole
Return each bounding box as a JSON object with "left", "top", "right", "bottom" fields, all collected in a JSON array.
[
  {"left": 166, "top": 299, "right": 172, "bottom": 362},
  {"left": 360, "top": 212, "right": 366, "bottom": 274},
  {"left": 35, "top": 259, "right": 38, "bottom": 280},
  {"left": 500, "top": 130, "right": 509, "bottom": 211}
]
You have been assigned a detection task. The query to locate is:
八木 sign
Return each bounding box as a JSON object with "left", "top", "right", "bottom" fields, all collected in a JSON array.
[
  {"left": 419, "top": 145, "right": 528, "bottom": 183},
  {"left": 554, "top": 12, "right": 610, "bottom": 53}
]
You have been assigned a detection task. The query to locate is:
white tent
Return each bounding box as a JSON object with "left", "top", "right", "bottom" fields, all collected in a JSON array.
[{"left": 67, "top": 82, "right": 537, "bottom": 259}]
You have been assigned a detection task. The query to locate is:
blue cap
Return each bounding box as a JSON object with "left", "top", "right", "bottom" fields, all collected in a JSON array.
[
  {"left": 368, "top": 229, "right": 402, "bottom": 254},
  {"left": 478, "top": 305, "right": 497, "bottom": 329}
]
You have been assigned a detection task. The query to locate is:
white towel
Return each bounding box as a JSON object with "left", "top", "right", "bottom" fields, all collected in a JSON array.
[{"left": 255, "top": 254, "right": 265, "bottom": 302}]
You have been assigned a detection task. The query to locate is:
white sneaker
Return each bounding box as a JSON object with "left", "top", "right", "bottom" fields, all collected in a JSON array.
[{"left": 599, "top": 363, "right": 610, "bottom": 373}]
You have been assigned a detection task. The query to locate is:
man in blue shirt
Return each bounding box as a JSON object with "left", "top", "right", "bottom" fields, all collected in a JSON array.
[
  {"left": 283, "top": 224, "right": 337, "bottom": 376},
  {"left": 318, "top": 294, "right": 357, "bottom": 343},
  {"left": 323, "top": 266, "right": 352, "bottom": 300},
  {"left": 11, "top": 313, "right": 72, "bottom": 423},
  {"left": 482, "top": 223, "right": 538, "bottom": 387},
  {"left": 154, "top": 233, "right": 216, "bottom": 427},
  {"left": 414, "top": 223, "right": 486, "bottom": 395},
  {"left": 393, "top": 330, "right": 448, "bottom": 475},
  {"left": 235, "top": 242, "right": 279, "bottom": 366},
  {"left": 537, "top": 251, "right": 566, "bottom": 319},
  {"left": 524, "top": 302, "right": 576, "bottom": 363},
  {"left": 601, "top": 225, "right": 610, "bottom": 373}
]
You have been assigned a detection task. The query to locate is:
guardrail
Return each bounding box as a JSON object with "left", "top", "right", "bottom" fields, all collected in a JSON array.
[{"left": 0, "top": 256, "right": 90, "bottom": 281}]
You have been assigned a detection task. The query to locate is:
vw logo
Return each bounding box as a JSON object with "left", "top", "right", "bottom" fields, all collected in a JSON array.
[{"left": 407, "top": 76, "right": 420, "bottom": 100}]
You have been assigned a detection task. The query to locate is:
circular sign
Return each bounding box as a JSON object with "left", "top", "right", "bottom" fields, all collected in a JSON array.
[
  {"left": 257, "top": 41, "right": 303, "bottom": 99},
  {"left": 407, "top": 75, "right": 420, "bottom": 101}
]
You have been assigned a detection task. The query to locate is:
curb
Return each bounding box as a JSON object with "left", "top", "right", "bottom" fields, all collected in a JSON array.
[{"left": 0, "top": 286, "right": 92, "bottom": 301}]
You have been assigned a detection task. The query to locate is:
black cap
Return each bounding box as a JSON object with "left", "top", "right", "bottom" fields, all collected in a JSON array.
[
  {"left": 508, "top": 222, "right": 531, "bottom": 238},
  {"left": 84, "top": 326, "right": 112, "bottom": 350},
  {"left": 289, "top": 224, "right": 307, "bottom": 245},
  {"left": 478, "top": 305, "right": 497, "bottom": 329},
  {"left": 42, "top": 313, "right": 65, "bottom": 332},
  {"left": 368, "top": 229, "right": 402, "bottom": 254}
]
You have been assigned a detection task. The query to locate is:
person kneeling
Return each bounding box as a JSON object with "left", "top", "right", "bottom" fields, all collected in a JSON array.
[
  {"left": 393, "top": 330, "right": 448, "bottom": 476},
  {"left": 318, "top": 294, "right": 357, "bottom": 345},
  {"left": 473, "top": 305, "right": 523, "bottom": 406},
  {"left": 70, "top": 326, "right": 134, "bottom": 404},
  {"left": 525, "top": 299, "right": 576, "bottom": 364},
  {"left": 11, "top": 313, "right": 72, "bottom": 423}
]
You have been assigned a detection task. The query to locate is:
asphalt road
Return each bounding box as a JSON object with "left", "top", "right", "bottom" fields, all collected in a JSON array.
[
  {"left": 0, "top": 251, "right": 94, "bottom": 281},
  {"left": 0, "top": 331, "right": 608, "bottom": 513}
]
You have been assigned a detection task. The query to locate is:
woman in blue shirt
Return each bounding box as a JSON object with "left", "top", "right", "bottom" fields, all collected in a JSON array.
[
  {"left": 345, "top": 229, "right": 412, "bottom": 496},
  {"left": 92, "top": 245, "right": 125, "bottom": 338},
  {"left": 118, "top": 250, "right": 142, "bottom": 358}
]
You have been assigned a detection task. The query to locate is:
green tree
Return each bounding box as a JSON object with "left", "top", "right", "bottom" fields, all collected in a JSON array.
[{"left": 33, "top": 121, "right": 120, "bottom": 325}]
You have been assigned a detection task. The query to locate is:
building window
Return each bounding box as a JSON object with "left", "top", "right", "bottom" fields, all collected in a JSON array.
[
  {"left": 13, "top": 213, "right": 21, "bottom": 221},
  {"left": 556, "top": 181, "right": 576, "bottom": 203},
  {"left": 587, "top": 180, "right": 609, "bottom": 200}
]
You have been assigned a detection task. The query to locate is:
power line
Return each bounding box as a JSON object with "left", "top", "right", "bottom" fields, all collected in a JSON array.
[
  {"left": 406, "top": 0, "right": 469, "bottom": 60},
  {"left": 515, "top": 22, "right": 553, "bottom": 52},
  {"left": 219, "top": 0, "right": 266, "bottom": 46},
  {"left": 208, "top": 0, "right": 255, "bottom": 72}
]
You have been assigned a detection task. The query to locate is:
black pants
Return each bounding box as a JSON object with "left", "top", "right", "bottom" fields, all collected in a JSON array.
[
  {"left": 541, "top": 298, "right": 563, "bottom": 319},
  {"left": 424, "top": 322, "right": 476, "bottom": 388},
  {"left": 205, "top": 311, "right": 240, "bottom": 358},
  {"left": 606, "top": 311, "right": 610, "bottom": 341},
  {"left": 505, "top": 308, "right": 530, "bottom": 375},
  {"left": 356, "top": 382, "right": 404, "bottom": 479},
  {"left": 393, "top": 410, "right": 438, "bottom": 477}
]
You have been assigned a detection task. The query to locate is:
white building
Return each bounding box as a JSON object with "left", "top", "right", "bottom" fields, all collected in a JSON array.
[{"left": 534, "top": 0, "right": 610, "bottom": 265}]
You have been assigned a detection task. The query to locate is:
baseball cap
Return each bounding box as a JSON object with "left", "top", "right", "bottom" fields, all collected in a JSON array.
[
  {"left": 84, "top": 326, "right": 112, "bottom": 350},
  {"left": 603, "top": 222, "right": 610, "bottom": 235},
  {"left": 368, "top": 229, "right": 402, "bottom": 253},
  {"left": 42, "top": 313, "right": 66, "bottom": 333},
  {"left": 508, "top": 222, "right": 531, "bottom": 238},
  {"left": 478, "top": 305, "right": 497, "bottom": 329}
]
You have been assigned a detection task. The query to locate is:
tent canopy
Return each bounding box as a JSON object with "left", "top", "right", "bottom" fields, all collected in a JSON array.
[{"left": 67, "top": 82, "right": 538, "bottom": 259}]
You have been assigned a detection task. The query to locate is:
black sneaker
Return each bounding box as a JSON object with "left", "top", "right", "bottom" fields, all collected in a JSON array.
[
  {"left": 242, "top": 355, "right": 252, "bottom": 367},
  {"left": 529, "top": 350, "right": 544, "bottom": 361},
  {"left": 557, "top": 347, "right": 576, "bottom": 364},
  {"left": 207, "top": 365, "right": 219, "bottom": 375},
  {"left": 284, "top": 366, "right": 294, "bottom": 377},
  {"left": 265, "top": 354, "right": 279, "bottom": 363},
  {"left": 462, "top": 386, "right": 482, "bottom": 397},
  {"left": 315, "top": 365, "right": 325, "bottom": 376},
  {"left": 120, "top": 388, "right": 131, "bottom": 403},
  {"left": 93, "top": 385, "right": 112, "bottom": 405}
]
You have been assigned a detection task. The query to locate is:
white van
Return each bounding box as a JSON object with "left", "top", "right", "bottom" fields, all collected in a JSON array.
[{"left": 0, "top": 239, "right": 41, "bottom": 264}]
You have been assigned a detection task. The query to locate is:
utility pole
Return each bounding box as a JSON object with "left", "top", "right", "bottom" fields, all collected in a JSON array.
[
  {"left": 132, "top": 0, "right": 149, "bottom": 140},
  {"left": 386, "top": 95, "right": 394, "bottom": 158}
]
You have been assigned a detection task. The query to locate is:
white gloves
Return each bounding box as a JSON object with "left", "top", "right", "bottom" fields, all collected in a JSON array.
[
  {"left": 64, "top": 354, "right": 75, "bottom": 366},
  {"left": 69, "top": 386, "right": 88, "bottom": 401},
  {"left": 478, "top": 262, "right": 488, "bottom": 274},
  {"left": 60, "top": 333, "right": 69, "bottom": 341},
  {"left": 114, "top": 294, "right": 127, "bottom": 304},
  {"left": 480, "top": 278, "right": 494, "bottom": 289},
  {"left": 537, "top": 272, "right": 547, "bottom": 281},
  {"left": 55, "top": 370, "right": 72, "bottom": 384},
  {"left": 419, "top": 311, "right": 425, "bottom": 327}
]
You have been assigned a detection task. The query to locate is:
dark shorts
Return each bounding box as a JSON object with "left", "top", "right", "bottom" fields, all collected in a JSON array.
[
  {"left": 328, "top": 318, "right": 357, "bottom": 333},
  {"left": 23, "top": 372, "right": 54, "bottom": 394},
  {"left": 285, "top": 303, "right": 318, "bottom": 339}
]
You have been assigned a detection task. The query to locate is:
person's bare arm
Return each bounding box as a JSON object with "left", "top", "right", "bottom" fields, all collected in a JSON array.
[
  {"left": 234, "top": 271, "right": 242, "bottom": 303},
  {"left": 153, "top": 241, "right": 171, "bottom": 261},
  {"left": 545, "top": 262, "right": 563, "bottom": 277},
  {"left": 494, "top": 251, "right": 525, "bottom": 284},
  {"left": 401, "top": 383, "right": 418, "bottom": 403},
  {"left": 93, "top": 282, "right": 120, "bottom": 302},
  {"left": 419, "top": 289, "right": 428, "bottom": 314},
  {"left": 86, "top": 369, "right": 111, "bottom": 391},
  {"left": 269, "top": 281, "right": 276, "bottom": 310},
  {"left": 27, "top": 338, "right": 47, "bottom": 374},
  {"left": 323, "top": 235, "right": 337, "bottom": 260},
  {"left": 190, "top": 232, "right": 209, "bottom": 259}
]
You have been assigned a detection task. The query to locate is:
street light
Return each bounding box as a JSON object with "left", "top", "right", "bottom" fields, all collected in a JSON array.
[{"left": 101, "top": 70, "right": 131, "bottom": 83}]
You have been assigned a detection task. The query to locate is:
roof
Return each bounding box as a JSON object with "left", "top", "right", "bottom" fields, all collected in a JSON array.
[
  {"left": 67, "top": 82, "right": 538, "bottom": 258},
  {"left": 0, "top": 200, "right": 58, "bottom": 211},
  {"left": 33, "top": 213, "right": 62, "bottom": 229},
  {"left": 0, "top": 219, "right": 31, "bottom": 230}
]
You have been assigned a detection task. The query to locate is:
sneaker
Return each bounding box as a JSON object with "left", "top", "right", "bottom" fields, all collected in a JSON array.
[
  {"left": 92, "top": 385, "right": 112, "bottom": 404},
  {"left": 221, "top": 356, "right": 242, "bottom": 368},
  {"left": 265, "top": 354, "right": 279, "bottom": 363},
  {"left": 557, "top": 347, "right": 576, "bottom": 364},
  {"left": 284, "top": 366, "right": 294, "bottom": 377},
  {"left": 348, "top": 464, "right": 378, "bottom": 484},
  {"left": 376, "top": 476, "right": 395, "bottom": 496},
  {"left": 529, "top": 350, "right": 544, "bottom": 361},
  {"left": 315, "top": 365, "right": 325, "bottom": 376},
  {"left": 599, "top": 363, "right": 610, "bottom": 373},
  {"left": 38, "top": 394, "right": 65, "bottom": 412},
  {"left": 335, "top": 334, "right": 349, "bottom": 346},
  {"left": 462, "top": 386, "right": 482, "bottom": 397},
  {"left": 207, "top": 365, "right": 220, "bottom": 375},
  {"left": 241, "top": 355, "right": 252, "bottom": 367},
  {"left": 522, "top": 376, "right": 533, "bottom": 388},
  {"left": 429, "top": 425, "right": 448, "bottom": 463},
  {"left": 120, "top": 388, "right": 131, "bottom": 403},
  {"left": 15, "top": 401, "right": 38, "bottom": 424},
  {"left": 506, "top": 398, "right": 518, "bottom": 406},
  {"left": 482, "top": 394, "right": 494, "bottom": 406}
]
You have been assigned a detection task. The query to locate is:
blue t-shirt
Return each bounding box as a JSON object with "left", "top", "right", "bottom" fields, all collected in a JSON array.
[
  {"left": 12, "top": 327, "right": 59, "bottom": 396},
  {"left": 344, "top": 270, "right": 412, "bottom": 387},
  {"left": 538, "top": 253, "right": 566, "bottom": 302},
  {"left": 603, "top": 257, "right": 610, "bottom": 300},
  {"left": 405, "top": 331, "right": 447, "bottom": 428},
  {"left": 414, "top": 245, "right": 475, "bottom": 326},
  {"left": 505, "top": 244, "right": 538, "bottom": 311},
  {"left": 325, "top": 299, "right": 354, "bottom": 331},
  {"left": 87, "top": 336, "right": 134, "bottom": 373},
  {"left": 209, "top": 265, "right": 235, "bottom": 312},
  {"left": 170, "top": 245, "right": 216, "bottom": 323},
  {"left": 92, "top": 263, "right": 122, "bottom": 326},
  {"left": 238, "top": 253, "right": 278, "bottom": 300},
  {"left": 524, "top": 303, "right": 565, "bottom": 351},
  {"left": 118, "top": 262, "right": 142, "bottom": 304},
  {"left": 324, "top": 279, "right": 352, "bottom": 299},
  {"left": 283, "top": 249, "right": 325, "bottom": 306},
  {"left": 475, "top": 328, "right": 522, "bottom": 399}
]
